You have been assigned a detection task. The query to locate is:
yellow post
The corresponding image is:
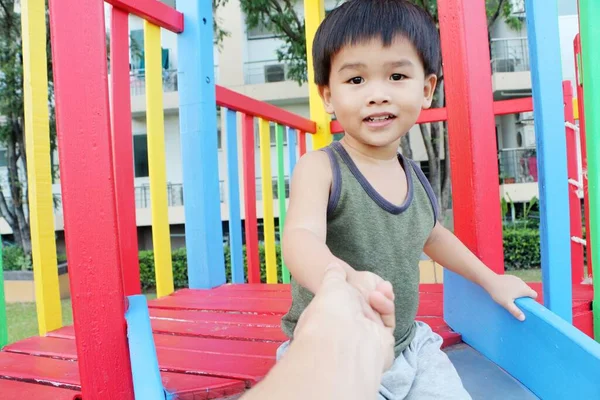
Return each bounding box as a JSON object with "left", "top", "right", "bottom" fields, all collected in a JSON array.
[
  {"left": 259, "top": 119, "right": 278, "bottom": 283},
  {"left": 304, "top": 0, "right": 332, "bottom": 150},
  {"left": 144, "top": 22, "right": 174, "bottom": 297},
  {"left": 21, "top": 0, "right": 62, "bottom": 335}
]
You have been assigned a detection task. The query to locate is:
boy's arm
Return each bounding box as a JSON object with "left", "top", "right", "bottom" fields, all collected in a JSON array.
[
  {"left": 424, "top": 223, "right": 537, "bottom": 321},
  {"left": 282, "top": 151, "right": 353, "bottom": 294}
]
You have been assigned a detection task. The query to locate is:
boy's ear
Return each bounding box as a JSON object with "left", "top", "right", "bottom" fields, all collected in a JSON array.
[
  {"left": 318, "top": 85, "right": 335, "bottom": 114},
  {"left": 422, "top": 74, "right": 438, "bottom": 109}
]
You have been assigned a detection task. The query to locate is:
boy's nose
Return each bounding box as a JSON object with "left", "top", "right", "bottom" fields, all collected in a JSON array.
[{"left": 367, "top": 87, "right": 391, "bottom": 105}]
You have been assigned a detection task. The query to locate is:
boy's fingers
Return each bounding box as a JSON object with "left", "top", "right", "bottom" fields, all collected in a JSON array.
[
  {"left": 369, "top": 291, "right": 395, "bottom": 330},
  {"left": 506, "top": 301, "right": 525, "bottom": 321},
  {"left": 376, "top": 280, "right": 395, "bottom": 301}
]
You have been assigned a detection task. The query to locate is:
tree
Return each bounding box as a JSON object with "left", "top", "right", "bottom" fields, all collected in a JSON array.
[{"left": 218, "top": 0, "right": 524, "bottom": 223}]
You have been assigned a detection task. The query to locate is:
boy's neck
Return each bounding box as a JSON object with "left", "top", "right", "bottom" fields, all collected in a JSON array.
[{"left": 339, "top": 136, "right": 401, "bottom": 164}]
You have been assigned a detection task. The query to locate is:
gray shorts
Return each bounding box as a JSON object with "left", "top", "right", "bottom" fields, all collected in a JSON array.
[{"left": 277, "top": 321, "right": 471, "bottom": 400}]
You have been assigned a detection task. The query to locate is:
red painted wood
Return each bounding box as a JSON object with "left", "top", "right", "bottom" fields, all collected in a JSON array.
[
  {"left": 563, "top": 81, "right": 585, "bottom": 284},
  {"left": 0, "top": 352, "right": 247, "bottom": 398},
  {"left": 161, "top": 372, "right": 245, "bottom": 398},
  {"left": 152, "top": 335, "right": 280, "bottom": 358},
  {"left": 492, "top": 97, "right": 533, "bottom": 116},
  {"left": 574, "top": 34, "right": 592, "bottom": 277},
  {"left": 110, "top": 7, "right": 141, "bottom": 296},
  {"left": 299, "top": 131, "right": 307, "bottom": 157},
  {"left": 151, "top": 319, "right": 288, "bottom": 341},
  {"left": 105, "top": 0, "right": 183, "bottom": 33},
  {"left": 148, "top": 295, "right": 292, "bottom": 315},
  {"left": 437, "top": 0, "right": 504, "bottom": 274},
  {"left": 47, "top": 0, "right": 134, "bottom": 398},
  {"left": 150, "top": 308, "right": 283, "bottom": 326},
  {"left": 212, "top": 283, "right": 290, "bottom": 291},
  {"left": 573, "top": 311, "right": 594, "bottom": 338},
  {"left": 0, "top": 380, "right": 80, "bottom": 400},
  {"left": 217, "top": 86, "right": 316, "bottom": 133},
  {"left": 0, "top": 352, "right": 81, "bottom": 389},
  {"left": 242, "top": 114, "right": 261, "bottom": 283},
  {"left": 171, "top": 288, "right": 291, "bottom": 300}
]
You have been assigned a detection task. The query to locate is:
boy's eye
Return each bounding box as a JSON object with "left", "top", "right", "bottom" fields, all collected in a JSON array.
[
  {"left": 348, "top": 77, "right": 364, "bottom": 84},
  {"left": 391, "top": 73, "right": 406, "bottom": 81}
]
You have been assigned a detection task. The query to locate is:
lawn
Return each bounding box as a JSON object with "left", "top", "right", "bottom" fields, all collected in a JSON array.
[{"left": 4, "top": 293, "right": 156, "bottom": 345}]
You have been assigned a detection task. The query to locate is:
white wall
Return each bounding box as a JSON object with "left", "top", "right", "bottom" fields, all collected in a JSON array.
[{"left": 558, "top": 15, "right": 579, "bottom": 91}]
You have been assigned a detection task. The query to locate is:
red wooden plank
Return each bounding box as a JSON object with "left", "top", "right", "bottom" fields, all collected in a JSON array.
[
  {"left": 563, "top": 81, "right": 585, "bottom": 284},
  {"left": 151, "top": 319, "right": 287, "bottom": 342},
  {"left": 191, "top": 284, "right": 292, "bottom": 293},
  {"left": 0, "top": 352, "right": 81, "bottom": 389},
  {"left": 0, "top": 379, "right": 80, "bottom": 400},
  {"left": 492, "top": 97, "right": 533, "bottom": 115},
  {"left": 573, "top": 311, "right": 594, "bottom": 338},
  {"left": 217, "top": 86, "right": 316, "bottom": 133},
  {"left": 47, "top": 317, "right": 287, "bottom": 342},
  {"left": 438, "top": 0, "right": 504, "bottom": 273},
  {"left": 0, "top": 352, "right": 247, "bottom": 397},
  {"left": 105, "top": 0, "right": 183, "bottom": 33},
  {"left": 299, "top": 131, "right": 307, "bottom": 156},
  {"left": 150, "top": 308, "right": 283, "bottom": 326},
  {"left": 5, "top": 337, "right": 275, "bottom": 384},
  {"left": 111, "top": 7, "right": 141, "bottom": 296},
  {"left": 47, "top": 0, "right": 134, "bottom": 398},
  {"left": 161, "top": 372, "right": 245, "bottom": 398},
  {"left": 149, "top": 295, "right": 291, "bottom": 314},
  {"left": 170, "top": 288, "right": 291, "bottom": 300},
  {"left": 242, "top": 114, "right": 261, "bottom": 283},
  {"left": 153, "top": 335, "right": 280, "bottom": 358}
]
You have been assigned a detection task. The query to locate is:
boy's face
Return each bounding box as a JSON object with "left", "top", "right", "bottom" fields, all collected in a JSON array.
[{"left": 319, "top": 36, "right": 437, "bottom": 149}]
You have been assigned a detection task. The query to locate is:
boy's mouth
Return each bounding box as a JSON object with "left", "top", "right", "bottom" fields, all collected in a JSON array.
[{"left": 364, "top": 113, "right": 396, "bottom": 123}]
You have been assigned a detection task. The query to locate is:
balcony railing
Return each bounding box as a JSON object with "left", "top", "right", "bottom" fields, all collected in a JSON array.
[
  {"left": 135, "top": 183, "right": 184, "bottom": 209},
  {"left": 130, "top": 69, "right": 178, "bottom": 97},
  {"left": 490, "top": 37, "right": 530, "bottom": 73},
  {"left": 244, "top": 60, "right": 290, "bottom": 85},
  {"left": 499, "top": 148, "right": 538, "bottom": 184}
]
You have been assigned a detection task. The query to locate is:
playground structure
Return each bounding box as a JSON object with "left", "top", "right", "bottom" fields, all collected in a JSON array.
[{"left": 1, "top": 0, "right": 600, "bottom": 398}]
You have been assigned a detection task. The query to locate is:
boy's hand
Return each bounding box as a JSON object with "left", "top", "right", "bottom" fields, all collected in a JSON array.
[
  {"left": 484, "top": 274, "right": 538, "bottom": 321},
  {"left": 347, "top": 270, "right": 395, "bottom": 328}
]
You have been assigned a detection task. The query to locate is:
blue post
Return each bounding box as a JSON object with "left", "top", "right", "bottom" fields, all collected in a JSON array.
[
  {"left": 225, "top": 109, "right": 244, "bottom": 283},
  {"left": 287, "top": 128, "right": 298, "bottom": 173},
  {"left": 176, "top": 0, "right": 226, "bottom": 288},
  {"left": 524, "top": 0, "right": 572, "bottom": 322},
  {"left": 125, "top": 295, "right": 168, "bottom": 400}
]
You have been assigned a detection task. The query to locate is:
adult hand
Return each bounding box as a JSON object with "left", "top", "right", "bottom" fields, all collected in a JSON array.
[{"left": 295, "top": 262, "right": 396, "bottom": 372}]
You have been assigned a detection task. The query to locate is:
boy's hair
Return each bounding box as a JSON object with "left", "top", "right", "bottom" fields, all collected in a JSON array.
[{"left": 312, "top": 0, "right": 441, "bottom": 86}]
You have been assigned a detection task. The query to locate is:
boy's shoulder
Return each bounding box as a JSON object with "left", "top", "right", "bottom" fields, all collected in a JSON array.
[{"left": 290, "top": 148, "right": 334, "bottom": 187}]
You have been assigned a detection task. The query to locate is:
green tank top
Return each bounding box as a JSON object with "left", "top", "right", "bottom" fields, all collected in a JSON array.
[{"left": 281, "top": 141, "right": 439, "bottom": 356}]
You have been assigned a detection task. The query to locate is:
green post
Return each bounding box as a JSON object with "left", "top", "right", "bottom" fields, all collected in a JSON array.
[
  {"left": 579, "top": 0, "right": 600, "bottom": 340},
  {"left": 0, "top": 243, "right": 7, "bottom": 348},
  {"left": 276, "top": 124, "right": 290, "bottom": 283}
]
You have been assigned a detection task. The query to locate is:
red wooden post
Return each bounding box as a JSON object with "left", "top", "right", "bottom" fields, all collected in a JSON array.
[
  {"left": 48, "top": 0, "right": 134, "bottom": 398},
  {"left": 564, "top": 81, "right": 585, "bottom": 283},
  {"left": 242, "top": 114, "right": 261, "bottom": 283},
  {"left": 574, "top": 34, "right": 592, "bottom": 278},
  {"left": 298, "top": 132, "right": 307, "bottom": 157},
  {"left": 111, "top": 7, "right": 141, "bottom": 296},
  {"left": 437, "top": 0, "right": 504, "bottom": 274}
]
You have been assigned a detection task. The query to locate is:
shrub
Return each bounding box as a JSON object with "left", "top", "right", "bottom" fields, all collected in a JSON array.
[
  {"left": 503, "top": 228, "right": 540, "bottom": 270},
  {"left": 2, "top": 245, "right": 32, "bottom": 271},
  {"left": 138, "top": 244, "right": 284, "bottom": 290}
]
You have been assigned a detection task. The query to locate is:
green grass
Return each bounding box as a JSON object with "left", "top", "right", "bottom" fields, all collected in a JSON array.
[
  {"left": 4, "top": 293, "right": 156, "bottom": 345},
  {"left": 506, "top": 268, "right": 542, "bottom": 282}
]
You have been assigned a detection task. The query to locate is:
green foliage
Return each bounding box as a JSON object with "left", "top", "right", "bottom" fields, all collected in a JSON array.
[
  {"left": 138, "top": 244, "right": 284, "bottom": 290},
  {"left": 214, "top": 0, "right": 523, "bottom": 85},
  {"left": 2, "top": 245, "right": 32, "bottom": 271},
  {"left": 503, "top": 228, "right": 540, "bottom": 270}
]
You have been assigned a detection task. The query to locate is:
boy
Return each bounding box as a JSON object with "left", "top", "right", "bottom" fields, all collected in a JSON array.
[{"left": 279, "top": 0, "right": 538, "bottom": 398}]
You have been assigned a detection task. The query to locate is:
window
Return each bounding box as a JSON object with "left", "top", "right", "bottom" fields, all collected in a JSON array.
[
  {"left": 0, "top": 150, "right": 7, "bottom": 167},
  {"left": 254, "top": 121, "right": 288, "bottom": 146},
  {"left": 247, "top": 22, "right": 278, "bottom": 39},
  {"left": 133, "top": 135, "right": 149, "bottom": 178}
]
